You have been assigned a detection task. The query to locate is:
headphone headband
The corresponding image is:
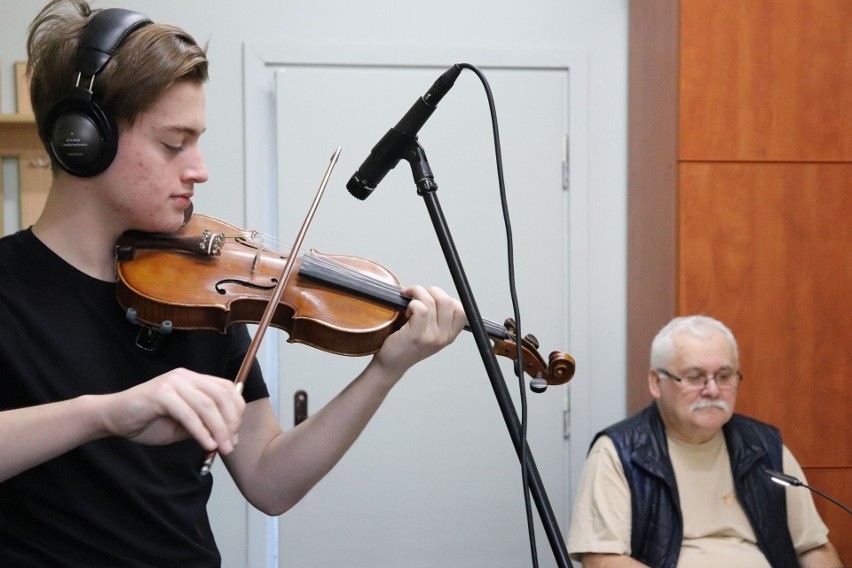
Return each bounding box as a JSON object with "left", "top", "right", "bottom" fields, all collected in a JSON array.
[{"left": 75, "top": 9, "right": 152, "bottom": 78}]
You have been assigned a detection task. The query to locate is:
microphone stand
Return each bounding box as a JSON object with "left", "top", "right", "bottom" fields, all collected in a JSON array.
[{"left": 403, "top": 141, "right": 570, "bottom": 567}]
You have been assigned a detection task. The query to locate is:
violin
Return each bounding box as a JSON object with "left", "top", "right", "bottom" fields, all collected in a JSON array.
[{"left": 115, "top": 214, "right": 576, "bottom": 387}]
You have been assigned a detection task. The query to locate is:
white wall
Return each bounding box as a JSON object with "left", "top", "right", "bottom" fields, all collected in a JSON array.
[{"left": 0, "top": 0, "right": 629, "bottom": 564}]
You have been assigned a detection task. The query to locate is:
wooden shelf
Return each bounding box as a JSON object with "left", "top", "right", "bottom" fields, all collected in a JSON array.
[{"left": 0, "top": 113, "right": 36, "bottom": 123}]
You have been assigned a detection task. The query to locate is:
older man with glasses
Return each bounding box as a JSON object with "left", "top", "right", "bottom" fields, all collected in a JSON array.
[{"left": 567, "top": 315, "right": 842, "bottom": 568}]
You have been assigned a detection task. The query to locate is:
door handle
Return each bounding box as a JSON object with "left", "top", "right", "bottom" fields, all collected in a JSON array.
[{"left": 294, "top": 390, "right": 308, "bottom": 426}]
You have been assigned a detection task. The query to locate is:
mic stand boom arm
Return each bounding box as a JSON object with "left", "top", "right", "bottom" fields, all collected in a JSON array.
[{"left": 404, "top": 140, "right": 570, "bottom": 567}]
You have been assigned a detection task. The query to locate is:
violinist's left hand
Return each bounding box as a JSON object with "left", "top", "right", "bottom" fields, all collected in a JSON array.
[{"left": 372, "top": 285, "right": 467, "bottom": 378}]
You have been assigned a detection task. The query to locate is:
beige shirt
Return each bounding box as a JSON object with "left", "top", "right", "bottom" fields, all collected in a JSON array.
[{"left": 567, "top": 432, "right": 829, "bottom": 567}]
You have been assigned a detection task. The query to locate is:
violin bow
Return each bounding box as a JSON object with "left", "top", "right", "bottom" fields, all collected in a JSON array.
[{"left": 199, "top": 147, "right": 342, "bottom": 475}]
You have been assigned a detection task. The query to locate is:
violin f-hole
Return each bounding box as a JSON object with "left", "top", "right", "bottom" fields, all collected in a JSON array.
[{"left": 214, "top": 278, "right": 278, "bottom": 295}]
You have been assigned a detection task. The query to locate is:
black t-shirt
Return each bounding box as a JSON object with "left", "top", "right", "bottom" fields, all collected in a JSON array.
[{"left": 0, "top": 228, "right": 269, "bottom": 567}]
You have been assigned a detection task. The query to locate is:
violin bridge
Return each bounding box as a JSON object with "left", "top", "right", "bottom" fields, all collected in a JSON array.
[{"left": 251, "top": 234, "right": 265, "bottom": 271}]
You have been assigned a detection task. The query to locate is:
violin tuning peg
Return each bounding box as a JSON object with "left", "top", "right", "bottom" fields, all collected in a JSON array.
[
  {"left": 523, "top": 333, "right": 540, "bottom": 349},
  {"left": 503, "top": 318, "right": 517, "bottom": 334}
]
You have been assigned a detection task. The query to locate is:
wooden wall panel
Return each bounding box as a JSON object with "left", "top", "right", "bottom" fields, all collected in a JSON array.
[
  {"left": 801, "top": 467, "right": 852, "bottom": 563},
  {"left": 679, "top": 0, "right": 852, "bottom": 162},
  {"left": 627, "top": 0, "right": 679, "bottom": 412},
  {"left": 630, "top": 0, "right": 851, "bottom": 561},
  {"left": 678, "top": 161, "right": 851, "bottom": 467}
]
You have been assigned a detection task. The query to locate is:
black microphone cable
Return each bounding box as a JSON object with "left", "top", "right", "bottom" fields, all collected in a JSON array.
[
  {"left": 766, "top": 469, "right": 852, "bottom": 515},
  {"left": 457, "top": 62, "right": 540, "bottom": 568}
]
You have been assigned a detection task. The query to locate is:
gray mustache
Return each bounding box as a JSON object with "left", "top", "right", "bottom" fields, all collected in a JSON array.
[{"left": 690, "top": 399, "right": 730, "bottom": 412}]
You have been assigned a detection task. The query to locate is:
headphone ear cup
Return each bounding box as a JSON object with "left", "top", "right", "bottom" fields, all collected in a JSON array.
[{"left": 43, "top": 87, "right": 118, "bottom": 177}]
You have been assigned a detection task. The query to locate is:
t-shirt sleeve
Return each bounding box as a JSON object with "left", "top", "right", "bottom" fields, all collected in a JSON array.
[
  {"left": 567, "top": 435, "right": 633, "bottom": 561},
  {"left": 782, "top": 445, "right": 830, "bottom": 555}
]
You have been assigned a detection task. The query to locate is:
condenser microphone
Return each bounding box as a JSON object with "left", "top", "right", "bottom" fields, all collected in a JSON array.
[
  {"left": 766, "top": 469, "right": 852, "bottom": 515},
  {"left": 346, "top": 64, "right": 463, "bottom": 200}
]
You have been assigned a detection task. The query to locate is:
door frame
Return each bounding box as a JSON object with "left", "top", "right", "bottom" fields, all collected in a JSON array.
[{"left": 241, "top": 42, "right": 593, "bottom": 566}]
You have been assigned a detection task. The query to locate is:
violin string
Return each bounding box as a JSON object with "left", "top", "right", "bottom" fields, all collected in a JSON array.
[
  {"left": 213, "top": 239, "right": 513, "bottom": 341},
  {"left": 301, "top": 253, "right": 508, "bottom": 340},
  {"left": 220, "top": 231, "right": 297, "bottom": 272},
  {"left": 302, "top": 253, "right": 406, "bottom": 307},
  {"left": 247, "top": 231, "right": 292, "bottom": 252},
  {"left": 221, "top": 232, "right": 295, "bottom": 255}
]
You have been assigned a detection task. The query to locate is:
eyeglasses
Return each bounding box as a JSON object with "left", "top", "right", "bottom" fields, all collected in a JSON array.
[{"left": 655, "top": 368, "right": 742, "bottom": 391}]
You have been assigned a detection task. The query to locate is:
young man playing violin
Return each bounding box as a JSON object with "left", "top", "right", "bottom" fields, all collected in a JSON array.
[{"left": 0, "top": 1, "right": 466, "bottom": 565}]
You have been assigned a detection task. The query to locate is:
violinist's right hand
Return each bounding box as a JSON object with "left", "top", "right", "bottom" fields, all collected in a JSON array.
[
  {"left": 97, "top": 368, "right": 245, "bottom": 453},
  {"left": 0, "top": 368, "right": 244, "bottom": 483}
]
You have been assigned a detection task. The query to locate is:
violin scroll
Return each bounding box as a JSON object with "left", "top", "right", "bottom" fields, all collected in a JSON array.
[{"left": 491, "top": 318, "right": 576, "bottom": 387}]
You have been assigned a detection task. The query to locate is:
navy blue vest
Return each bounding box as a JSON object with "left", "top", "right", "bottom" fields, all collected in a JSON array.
[{"left": 595, "top": 404, "right": 799, "bottom": 568}]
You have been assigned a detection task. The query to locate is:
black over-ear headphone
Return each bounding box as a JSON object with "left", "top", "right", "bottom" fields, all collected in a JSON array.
[{"left": 42, "top": 8, "right": 151, "bottom": 177}]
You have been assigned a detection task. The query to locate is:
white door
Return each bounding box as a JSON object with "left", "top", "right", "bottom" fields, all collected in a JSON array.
[{"left": 264, "top": 58, "right": 575, "bottom": 567}]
